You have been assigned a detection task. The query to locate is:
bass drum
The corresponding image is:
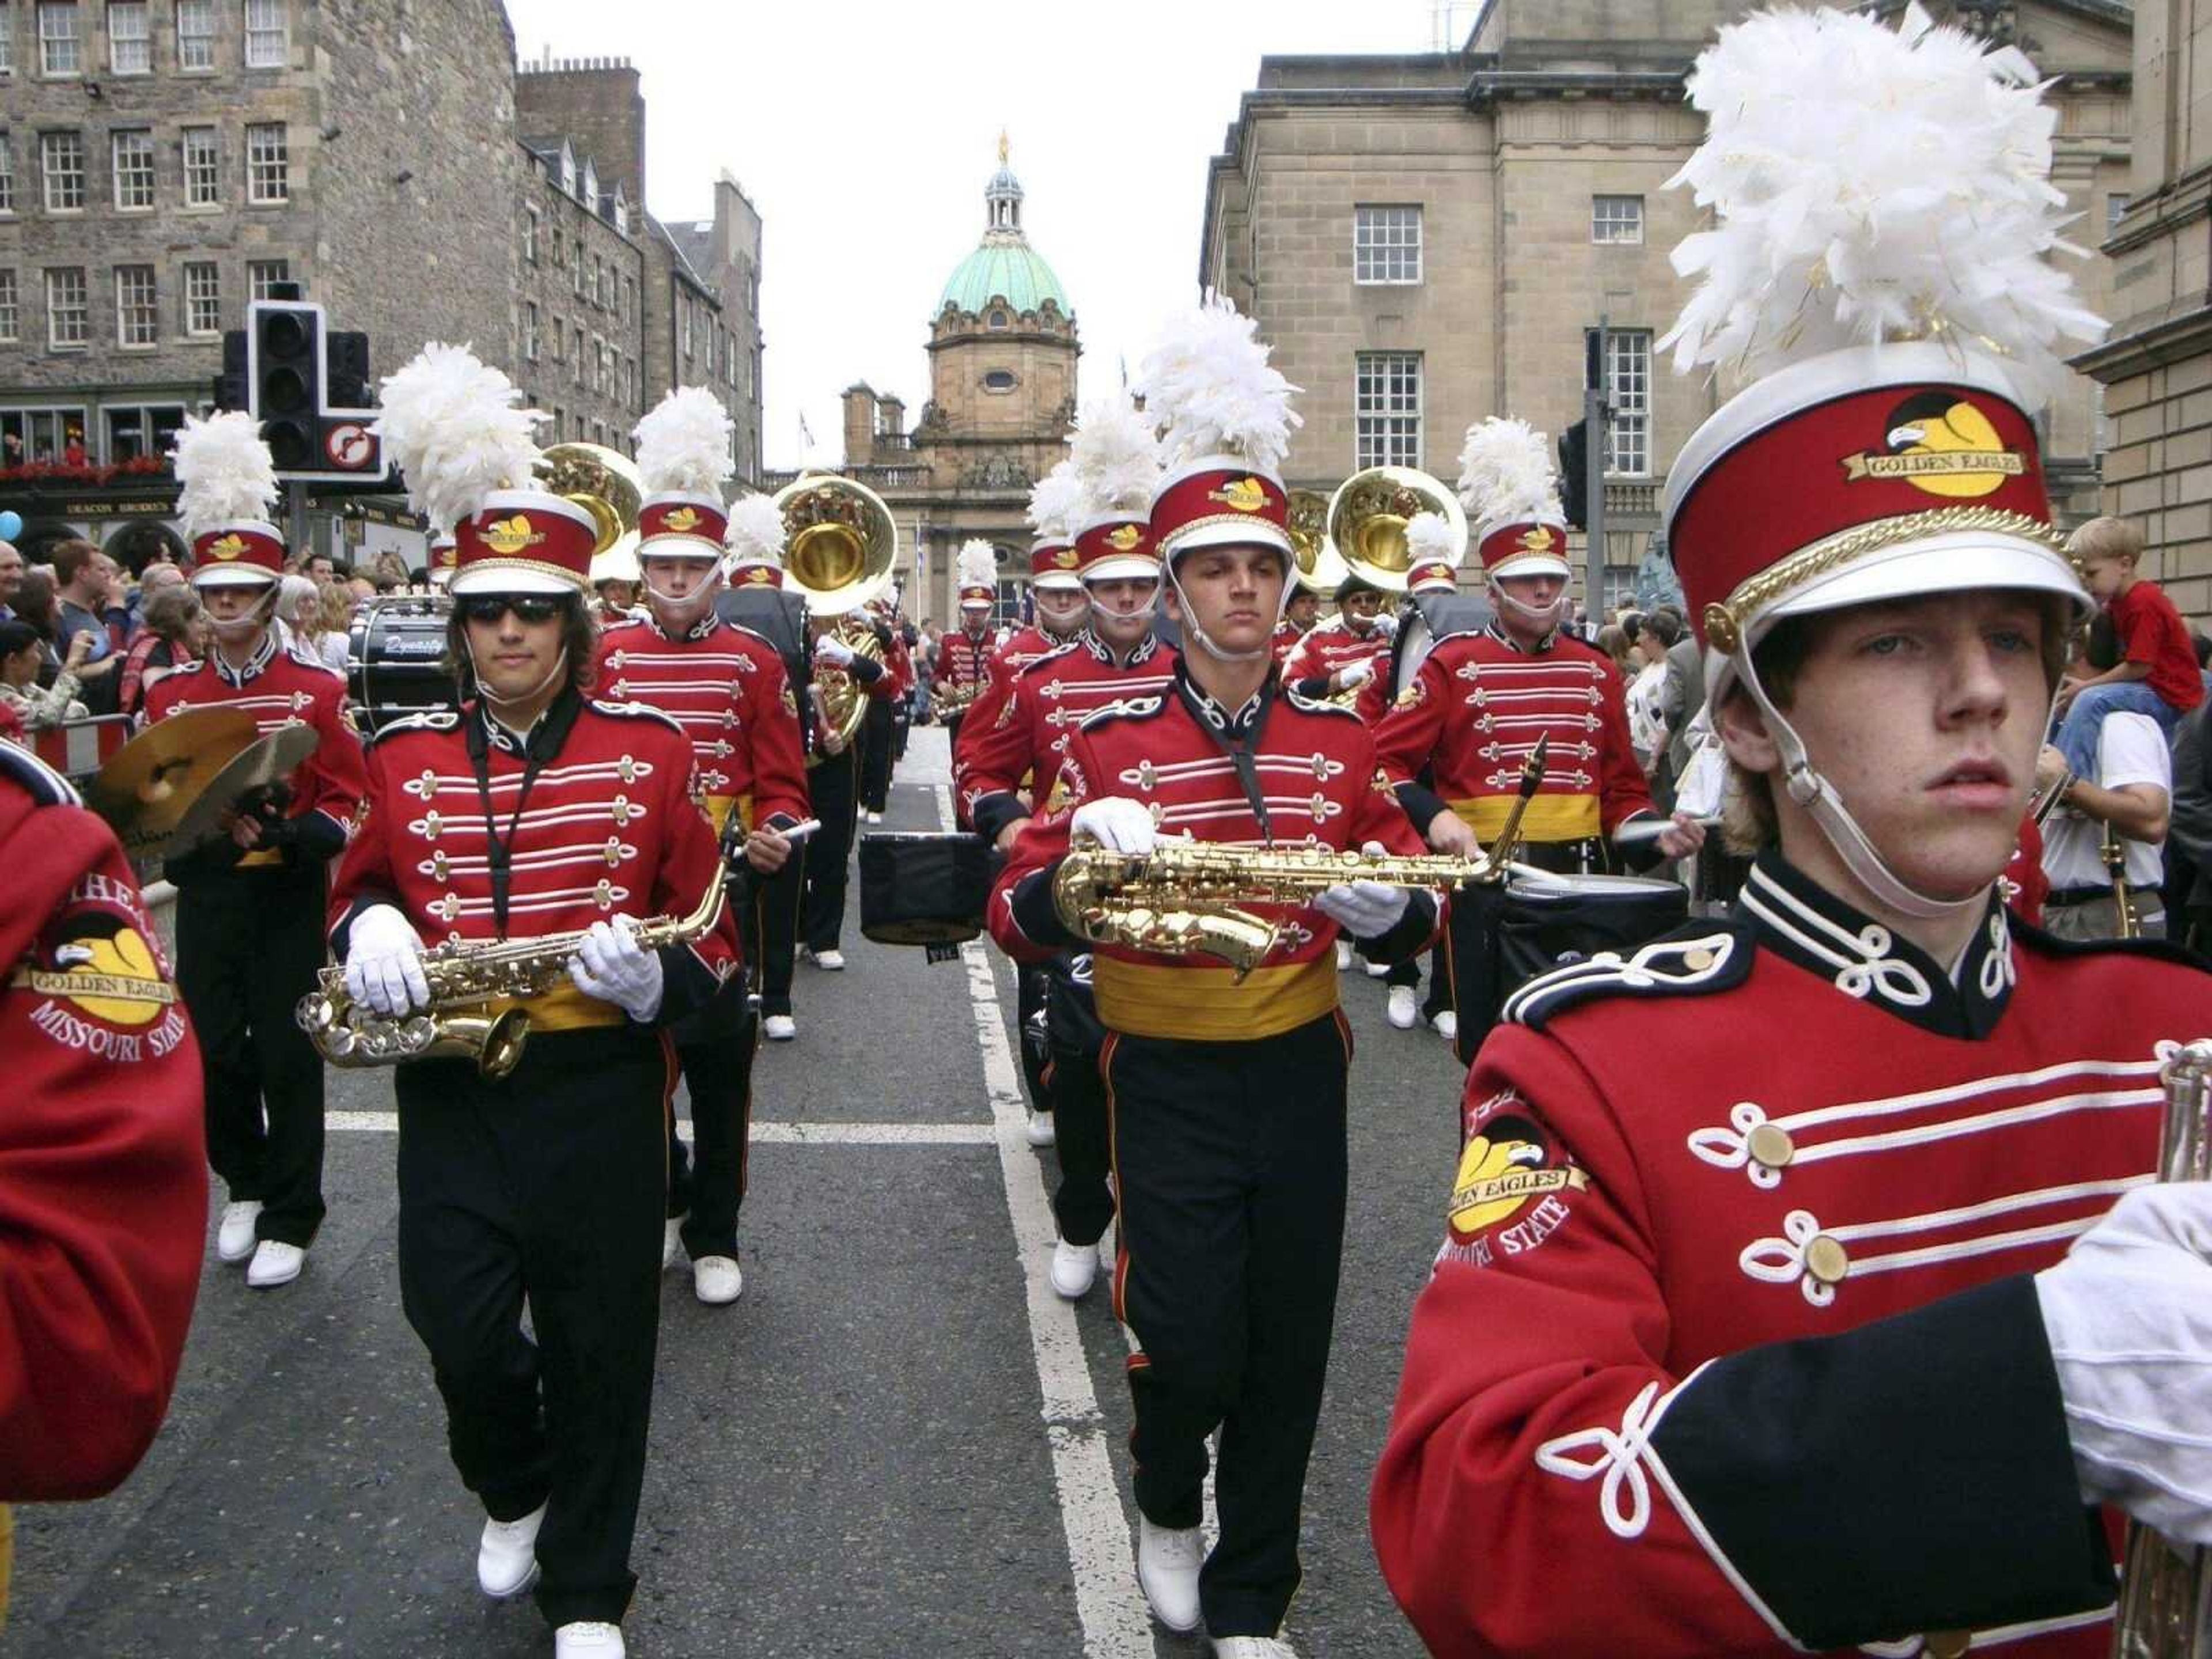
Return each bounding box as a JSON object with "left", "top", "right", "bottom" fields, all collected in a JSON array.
[
  {"left": 347, "top": 595, "right": 456, "bottom": 738},
  {"left": 858, "top": 830, "right": 997, "bottom": 946}
]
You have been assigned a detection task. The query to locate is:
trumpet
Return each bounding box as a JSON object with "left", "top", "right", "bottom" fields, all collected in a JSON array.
[
  {"left": 933, "top": 680, "right": 982, "bottom": 722},
  {"left": 1052, "top": 739, "right": 1546, "bottom": 977},
  {"left": 295, "top": 864, "right": 726, "bottom": 1078}
]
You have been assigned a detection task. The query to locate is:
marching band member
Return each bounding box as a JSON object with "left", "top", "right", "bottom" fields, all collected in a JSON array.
[
  {"left": 994, "top": 296, "right": 1437, "bottom": 1658},
  {"left": 965, "top": 393, "right": 1175, "bottom": 1258},
  {"left": 596, "top": 389, "right": 808, "bottom": 1305},
  {"left": 1270, "top": 583, "right": 1320, "bottom": 666},
  {"left": 721, "top": 497, "right": 813, "bottom": 1037},
  {"left": 857, "top": 596, "right": 904, "bottom": 825},
  {"left": 798, "top": 600, "right": 892, "bottom": 974},
  {"left": 345, "top": 344, "right": 739, "bottom": 1659},
  {"left": 1372, "top": 14, "right": 2212, "bottom": 1656},
  {"left": 1279, "top": 573, "right": 1393, "bottom": 707},
  {"left": 145, "top": 412, "right": 366, "bottom": 1290},
  {"left": 934, "top": 541, "right": 1000, "bottom": 753},
  {"left": 590, "top": 541, "right": 645, "bottom": 630}
]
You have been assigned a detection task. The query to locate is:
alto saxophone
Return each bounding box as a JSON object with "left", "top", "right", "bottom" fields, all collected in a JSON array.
[
  {"left": 2111, "top": 1037, "right": 2212, "bottom": 1658},
  {"left": 1052, "top": 738, "right": 1547, "bottom": 978},
  {"left": 295, "top": 862, "right": 727, "bottom": 1079}
]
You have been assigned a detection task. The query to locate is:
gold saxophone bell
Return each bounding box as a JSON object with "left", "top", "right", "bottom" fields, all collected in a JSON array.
[
  {"left": 776, "top": 472, "right": 896, "bottom": 762},
  {"left": 1325, "top": 465, "right": 1466, "bottom": 595}
]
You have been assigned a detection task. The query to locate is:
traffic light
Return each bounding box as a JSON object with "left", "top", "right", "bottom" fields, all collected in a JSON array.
[
  {"left": 252, "top": 301, "right": 323, "bottom": 471},
  {"left": 212, "top": 329, "right": 249, "bottom": 413},
  {"left": 327, "top": 330, "right": 371, "bottom": 409},
  {"left": 1559, "top": 419, "right": 1590, "bottom": 529}
]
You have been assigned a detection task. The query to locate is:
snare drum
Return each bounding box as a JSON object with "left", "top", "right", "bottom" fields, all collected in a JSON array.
[
  {"left": 858, "top": 830, "right": 997, "bottom": 946},
  {"left": 347, "top": 596, "right": 456, "bottom": 738}
]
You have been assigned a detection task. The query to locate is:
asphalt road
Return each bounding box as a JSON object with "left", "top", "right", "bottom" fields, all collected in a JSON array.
[{"left": 9, "top": 726, "right": 1462, "bottom": 1659}]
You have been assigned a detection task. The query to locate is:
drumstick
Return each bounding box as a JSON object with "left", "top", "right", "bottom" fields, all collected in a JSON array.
[
  {"left": 776, "top": 817, "right": 824, "bottom": 843},
  {"left": 1611, "top": 815, "right": 1721, "bottom": 846}
]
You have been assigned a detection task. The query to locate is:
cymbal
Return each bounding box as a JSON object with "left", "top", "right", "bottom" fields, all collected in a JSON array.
[
  {"left": 165, "top": 725, "right": 324, "bottom": 859},
  {"left": 85, "top": 707, "right": 261, "bottom": 856}
]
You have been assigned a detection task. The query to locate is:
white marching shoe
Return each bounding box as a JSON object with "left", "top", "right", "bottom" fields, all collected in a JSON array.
[
  {"left": 662, "top": 1217, "right": 683, "bottom": 1271},
  {"left": 1431, "top": 1009, "right": 1459, "bottom": 1043},
  {"left": 1335, "top": 940, "right": 1352, "bottom": 971},
  {"left": 1214, "top": 1638, "right": 1299, "bottom": 1658},
  {"left": 1026, "top": 1109, "right": 1056, "bottom": 1148},
  {"left": 763, "top": 1013, "right": 797, "bottom": 1041},
  {"left": 693, "top": 1255, "right": 744, "bottom": 1305},
  {"left": 476, "top": 1501, "right": 545, "bottom": 1598},
  {"left": 554, "top": 1622, "right": 625, "bottom": 1657},
  {"left": 810, "top": 946, "right": 846, "bottom": 971},
  {"left": 245, "top": 1240, "right": 304, "bottom": 1289},
  {"left": 217, "top": 1199, "right": 263, "bottom": 1263},
  {"left": 1386, "top": 986, "right": 1418, "bottom": 1029},
  {"left": 1050, "top": 1237, "right": 1097, "bottom": 1300},
  {"left": 1363, "top": 957, "right": 1391, "bottom": 979},
  {"left": 1137, "top": 1515, "right": 1204, "bottom": 1634},
  {"left": 864, "top": 809, "right": 884, "bottom": 824}
]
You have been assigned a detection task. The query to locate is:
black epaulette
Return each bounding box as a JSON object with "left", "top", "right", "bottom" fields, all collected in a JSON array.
[
  {"left": 2010, "top": 915, "right": 2212, "bottom": 975},
  {"left": 0, "top": 738, "right": 85, "bottom": 806},
  {"left": 1505, "top": 919, "right": 1754, "bottom": 1032},
  {"left": 1080, "top": 694, "right": 1165, "bottom": 730},
  {"left": 364, "top": 710, "right": 460, "bottom": 748},
  {"left": 589, "top": 698, "right": 687, "bottom": 738},
  {"left": 1282, "top": 684, "right": 1361, "bottom": 719}
]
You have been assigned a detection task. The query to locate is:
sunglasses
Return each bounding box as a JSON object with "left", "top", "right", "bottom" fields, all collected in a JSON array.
[{"left": 459, "top": 594, "right": 566, "bottom": 625}]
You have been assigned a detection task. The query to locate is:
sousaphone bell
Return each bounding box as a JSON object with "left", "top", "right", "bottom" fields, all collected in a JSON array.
[{"left": 1325, "top": 465, "right": 1466, "bottom": 595}]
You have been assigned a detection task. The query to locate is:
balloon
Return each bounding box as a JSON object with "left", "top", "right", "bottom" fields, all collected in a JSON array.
[{"left": 0, "top": 511, "right": 20, "bottom": 541}]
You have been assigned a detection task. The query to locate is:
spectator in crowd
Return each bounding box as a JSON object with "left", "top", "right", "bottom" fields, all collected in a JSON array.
[
  {"left": 344, "top": 575, "right": 377, "bottom": 606},
  {"left": 2035, "top": 711, "right": 2172, "bottom": 941},
  {"left": 50, "top": 543, "right": 122, "bottom": 713},
  {"left": 0, "top": 541, "right": 21, "bottom": 622},
  {"left": 311, "top": 581, "right": 353, "bottom": 674},
  {"left": 115, "top": 586, "right": 204, "bottom": 719},
  {"left": 1594, "top": 622, "right": 1635, "bottom": 678},
  {"left": 0, "top": 619, "right": 91, "bottom": 728},
  {"left": 1626, "top": 610, "right": 1679, "bottom": 772},
  {"left": 275, "top": 574, "right": 331, "bottom": 662},
  {"left": 298, "top": 552, "right": 340, "bottom": 583},
  {"left": 368, "top": 550, "right": 410, "bottom": 591},
  {"left": 2054, "top": 516, "right": 2203, "bottom": 778},
  {"left": 2167, "top": 697, "right": 2212, "bottom": 955},
  {"left": 11, "top": 570, "right": 66, "bottom": 685}
]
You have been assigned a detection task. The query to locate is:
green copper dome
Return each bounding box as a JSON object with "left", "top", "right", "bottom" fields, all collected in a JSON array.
[{"left": 939, "top": 240, "right": 1069, "bottom": 318}]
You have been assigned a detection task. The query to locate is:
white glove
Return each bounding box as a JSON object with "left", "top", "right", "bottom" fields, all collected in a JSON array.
[
  {"left": 814, "top": 635, "right": 855, "bottom": 668},
  {"left": 2036, "top": 1184, "right": 2212, "bottom": 1542},
  {"left": 1314, "top": 841, "right": 1411, "bottom": 939},
  {"left": 1070, "top": 797, "right": 1156, "bottom": 857},
  {"left": 1372, "top": 611, "right": 1400, "bottom": 638},
  {"left": 568, "top": 918, "right": 665, "bottom": 1022},
  {"left": 1336, "top": 660, "right": 1376, "bottom": 692},
  {"left": 344, "top": 904, "right": 428, "bottom": 1016}
]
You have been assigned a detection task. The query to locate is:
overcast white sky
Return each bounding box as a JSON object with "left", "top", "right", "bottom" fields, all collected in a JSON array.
[{"left": 506, "top": 0, "right": 1472, "bottom": 474}]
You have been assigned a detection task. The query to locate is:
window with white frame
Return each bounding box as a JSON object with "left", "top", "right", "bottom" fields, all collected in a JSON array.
[
  {"left": 570, "top": 324, "right": 582, "bottom": 384},
  {"left": 107, "top": 0, "right": 147, "bottom": 71},
  {"left": 0, "top": 271, "right": 17, "bottom": 342},
  {"left": 245, "top": 122, "right": 286, "bottom": 202},
  {"left": 183, "top": 259, "right": 219, "bottom": 334},
  {"left": 243, "top": 0, "right": 283, "bottom": 67},
  {"left": 247, "top": 256, "right": 287, "bottom": 298},
  {"left": 0, "top": 407, "right": 88, "bottom": 461},
  {"left": 1353, "top": 204, "right": 1422, "bottom": 285},
  {"left": 181, "top": 124, "right": 218, "bottom": 204},
  {"left": 103, "top": 402, "right": 182, "bottom": 461},
  {"left": 40, "top": 130, "right": 84, "bottom": 210},
  {"left": 111, "top": 129, "right": 154, "bottom": 209},
  {"left": 174, "top": 0, "right": 211, "bottom": 67},
  {"left": 522, "top": 203, "right": 539, "bottom": 263},
  {"left": 0, "top": 3, "right": 13, "bottom": 74},
  {"left": 522, "top": 300, "right": 538, "bottom": 360},
  {"left": 114, "top": 263, "right": 156, "bottom": 344},
  {"left": 37, "top": 1, "right": 77, "bottom": 74},
  {"left": 1591, "top": 195, "right": 1645, "bottom": 245},
  {"left": 1354, "top": 352, "right": 1423, "bottom": 469},
  {"left": 549, "top": 311, "right": 563, "bottom": 361},
  {"left": 46, "top": 266, "right": 87, "bottom": 347},
  {"left": 1598, "top": 328, "right": 1653, "bottom": 475},
  {"left": 0, "top": 135, "right": 14, "bottom": 213}
]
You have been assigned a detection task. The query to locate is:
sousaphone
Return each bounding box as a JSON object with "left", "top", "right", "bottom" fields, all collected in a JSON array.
[
  {"left": 1288, "top": 488, "right": 1348, "bottom": 596},
  {"left": 774, "top": 472, "right": 896, "bottom": 762},
  {"left": 535, "top": 442, "right": 645, "bottom": 574},
  {"left": 1324, "top": 465, "right": 1466, "bottom": 595}
]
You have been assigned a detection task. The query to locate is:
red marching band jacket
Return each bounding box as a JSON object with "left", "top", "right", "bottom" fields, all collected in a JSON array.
[
  {"left": 934, "top": 626, "right": 998, "bottom": 705},
  {"left": 1372, "top": 851, "right": 2212, "bottom": 1658},
  {"left": 952, "top": 623, "right": 1056, "bottom": 764},
  {"left": 592, "top": 615, "right": 809, "bottom": 839},
  {"left": 957, "top": 631, "right": 1179, "bottom": 840},
  {"left": 1279, "top": 620, "right": 1391, "bottom": 713},
  {"left": 882, "top": 627, "right": 915, "bottom": 702},
  {"left": 990, "top": 671, "right": 1438, "bottom": 1043},
  {"left": 325, "top": 692, "right": 740, "bottom": 1032},
  {"left": 141, "top": 632, "right": 368, "bottom": 863},
  {"left": 1270, "top": 618, "right": 1308, "bottom": 666},
  {"left": 1373, "top": 624, "right": 1652, "bottom": 846},
  {"left": 0, "top": 742, "right": 204, "bottom": 1503}
]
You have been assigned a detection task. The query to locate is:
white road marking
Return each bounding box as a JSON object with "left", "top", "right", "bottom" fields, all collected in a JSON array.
[
  {"left": 327, "top": 1111, "right": 994, "bottom": 1146},
  {"left": 931, "top": 778, "right": 1154, "bottom": 1659}
]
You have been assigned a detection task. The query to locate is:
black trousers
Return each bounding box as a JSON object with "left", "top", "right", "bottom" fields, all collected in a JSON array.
[
  {"left": 174, "top": 863, "right": 328, "bottom": 1247},
  {"left": 1104, "top": 1011, "right": 1351, "bottom": 1639},
  {"left": 801, "top": 747, "right": 859, "bottom": 952},
  {"left": 1016, "top": 961, "right": 1052, "bottom": 1115},
  {"left": 1046, "top": 955, "right": 1113, "bottom": 1247},
  {"left": 665, "top": 982, "right": 759, "bottom": 1260},
  {"left": 891, "top": 697, "right": 911, "bottom": 762},
  {"left": 858, "top": 696, "right": 894, "bottom": 815},
  {"left": 396, "top": 1027, "right": 669, "bottom": 1629},
  {"left": 744, "top": 850, "right": 805, "bottom": 1018}
]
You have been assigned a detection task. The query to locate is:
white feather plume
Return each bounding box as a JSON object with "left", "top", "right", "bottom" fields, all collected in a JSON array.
[
  {"left": 1457, "top": 418, "right": 1562, "bottom": 526},
  {"left": 1404, "top": 510, "right": 1464, "bottom": 570},
  {"left": 956, "top": 539, "right": 998, "bottom": 591},
  {"left": 1028, "top": 460, "right": 1088, "bottom": 541},
  {"left": 722, "top": 494, "right": 786, "bottom": 565},
  {"left": 634, "top": 386, "right": 734, "bottom": 497},
  {"left": 1066, "top": 393, "right": 1161, "bottom": 514},
  {"left": 373, "top": 342, "right": 543, "bottom": 535},
  {"left": 1658, "top": 2, "right": 2104, "bottom": 405},
  {"left": 1133, "top": 291, "right": 1301, "bottom": 474},
  {"left": 170, "top": 411, "right": 278, "bottom": 538}
]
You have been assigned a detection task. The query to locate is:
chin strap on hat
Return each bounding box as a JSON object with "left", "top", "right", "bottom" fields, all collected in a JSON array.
[
  {"left": 1488, "top": 578, "right": 1571, "bottom": 631},
  {"left": 469, "top": 643, "right": 570, "bottom": 714}
]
